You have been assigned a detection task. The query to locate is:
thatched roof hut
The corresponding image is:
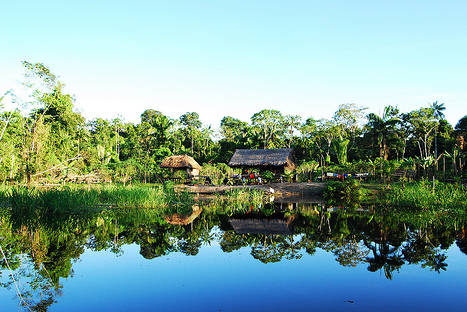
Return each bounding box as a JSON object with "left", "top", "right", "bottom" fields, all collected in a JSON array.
[
  {"left": 228, "top": 148, "right": 295, "bottom": 172},
  {"left": 161, "top": 155, "right": 201, "bottom": 169},
  {"left": 160, "top": 155, "right": 201, "bottom": 177}
]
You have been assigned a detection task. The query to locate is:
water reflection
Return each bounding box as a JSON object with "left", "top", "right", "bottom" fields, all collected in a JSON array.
[{"left": 0, "top": 202, "right": 466, "bottom": 311}]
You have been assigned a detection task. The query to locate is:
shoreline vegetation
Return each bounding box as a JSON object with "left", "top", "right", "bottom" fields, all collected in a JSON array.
[
  {"left": 0, "top": 180, "right": 465, "bottom": 216},
  {"left": 0, "top": 61, "right": 465, "bottom": 218},
  {"left": 325, "top": 179, "right": 466, "bottom": 211}
]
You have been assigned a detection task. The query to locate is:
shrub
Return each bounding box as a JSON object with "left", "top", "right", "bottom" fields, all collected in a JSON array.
[{"left": 324, "top": 179, "right": 361, "bottom": 204}]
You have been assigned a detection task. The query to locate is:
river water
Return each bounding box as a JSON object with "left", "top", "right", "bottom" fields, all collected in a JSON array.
[{"left": 1, "top": 203, "right": 466, "bottom": 311}]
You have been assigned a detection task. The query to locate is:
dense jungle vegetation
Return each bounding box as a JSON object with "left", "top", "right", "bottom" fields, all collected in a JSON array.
[{"left": 0, "top": 61, "right": 466, "bottom": 185}]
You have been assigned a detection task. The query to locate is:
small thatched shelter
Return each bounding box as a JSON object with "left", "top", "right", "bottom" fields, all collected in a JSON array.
[
  {"left": 228, "top": 148, "right": 295, "bottom": 173},
  {"left": 160, "top": 155, "right": 201, "bottom": 177}
]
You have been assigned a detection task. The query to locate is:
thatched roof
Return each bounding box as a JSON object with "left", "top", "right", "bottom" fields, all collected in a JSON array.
[
  {"left": 160, "top": 155, "right": 201, "bottom": 169},
  {"left": 229, "top": 218, "right": 293, "bottom": 235},
  {"left": 228, "top": 148, "right": 295, "bottom": 169}
]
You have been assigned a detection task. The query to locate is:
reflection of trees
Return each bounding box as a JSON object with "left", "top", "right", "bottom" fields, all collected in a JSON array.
[
  {"left": 0, "top": 205, "right": 465, "bottom": 310},
  {"left": 361, "top": 219, "right": 405, "bottom": 280},
  {"left": 250, "top": 235, "right": 303, "bottom": 263},
  {"left": 364, "top": 240, "right": 404, "bottom": 280},
  {"left": 220, "top": 231, "right": 306, "bottom": 264}
]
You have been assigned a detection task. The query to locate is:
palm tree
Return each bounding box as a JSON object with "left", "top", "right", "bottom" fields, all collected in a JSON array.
[
  {"left": 430, "top": 101, "right": 446, "bottom": 161},
  {"left": 366, "top": 106, "right": 400, "bottom": 160}
]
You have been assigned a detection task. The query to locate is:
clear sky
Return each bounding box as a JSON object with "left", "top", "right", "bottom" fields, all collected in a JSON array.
[{"left": 1, "top": 0, "right": 466, "bottom": 127}]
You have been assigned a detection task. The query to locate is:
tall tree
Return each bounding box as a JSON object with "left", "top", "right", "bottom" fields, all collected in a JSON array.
[
  {"left": 251, "top": 109, "right": 285, "bottom": 149},
  {"left": 407, "top": 108, "right": 438, "bottom": 159},
  {"left": 365, "top": 106, "right": 400, "bottom": 160},
  {"left": 430, "top": 101, "right": 446, "bottom": 161},
  {"left": 332, "top": 103, "right": 366, "bottom": 161},
  {"left": 284, "top": 114, "right": 302, "bottom": 148},
  {"left": 180, "top": 112, "right": 202, "bottom": 155},
  {"left": 455, "top": 115, "right": 467, "bottom": 138}
]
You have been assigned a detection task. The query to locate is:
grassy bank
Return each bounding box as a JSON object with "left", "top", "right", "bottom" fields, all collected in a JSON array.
[
  {"left": 323, "top": 179, "right": 467, "bottom": 211},
  {"left": 0, "top": 183, "right": 194, "bottom": 212},
  {"left": 380, "top": 180, "right": 467, "bottom": 211}
]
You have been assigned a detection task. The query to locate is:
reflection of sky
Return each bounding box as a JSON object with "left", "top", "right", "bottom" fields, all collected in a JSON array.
[{"left": 2, "top": 240, "right": 466, "bottom": 311}]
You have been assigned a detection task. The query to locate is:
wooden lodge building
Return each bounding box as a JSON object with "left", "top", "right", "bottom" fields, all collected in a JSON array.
[
  {"left": 228, "top": 148, "right": 296, "bottom": 173},
  {"left": 160, "top": 155, "right": 201, "bottom": 178}
]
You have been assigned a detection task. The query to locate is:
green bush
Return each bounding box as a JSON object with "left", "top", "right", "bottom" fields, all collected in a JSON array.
[
  {"left": 261, "top": 170, "right": 275, "bottom": 183},
  {"left": 324, "top": 179, "right": 361, "bottom": 204},
  {"left": 296, "top": 161, "right": 319, "bottom": 182}
]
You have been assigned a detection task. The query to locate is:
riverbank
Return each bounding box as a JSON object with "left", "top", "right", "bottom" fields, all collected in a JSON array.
[{"left": 176, "top": 182, "right": 326, "bottom": 198}]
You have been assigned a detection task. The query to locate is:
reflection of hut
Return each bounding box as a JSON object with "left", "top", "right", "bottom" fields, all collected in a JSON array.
[
  {"left": 160, "top": 155, "right": 201, "bottom": 177},
  {"left": 229, "top": 216, "right": 295, "bottom": 235},
  {"left": 165, "top": 205, "right": 202, "bottom": 226},
  {"left": 228, "top": 148, "right": 295, "bottom": 173}
]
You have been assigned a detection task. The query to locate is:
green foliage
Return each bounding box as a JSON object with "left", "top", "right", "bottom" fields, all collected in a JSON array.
[
  {"left": 261, "top": 170, "right": 275, "bottom": 183},
  {"left": 333, "top": 137, "right": 350, "bottom": 164},
  {"left": 200, "top": 163, "right": 240, "bottom": 185},
  {"left": 0, "top": 184, "right": 194, "bottom": 211},
  {"left": 0, "top": 61, "right": 466, "bottom": 186},
  {"left": 209, "top": 189, "right": 266, "bottom": 212},
  {"left": 324, "top": 179, "right": 362, "bottom": 204},
  {"left": 296, "top": 161, "right": 320, "bottom": 182},
  {"left": 380, "top": 181, "right": 467, "bottom": 211}
]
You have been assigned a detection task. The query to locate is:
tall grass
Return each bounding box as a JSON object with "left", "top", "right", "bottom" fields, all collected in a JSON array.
[
  {"left": 202, "top": 189, "right": 267, "bottom": 214},
  {"left": 221, "top": 189, "right": 265, "bottom": 205},
  {"left": 381, "top": 180, "right": 467, "bottom": 211},
  {"left": 0, "top": 183, "right": 194, "bottom": 212}
]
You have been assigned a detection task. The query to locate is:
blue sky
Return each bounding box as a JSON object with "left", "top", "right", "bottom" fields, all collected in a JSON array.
[{"left": 1, "top": 0, "right": 466, "bottom": 127}]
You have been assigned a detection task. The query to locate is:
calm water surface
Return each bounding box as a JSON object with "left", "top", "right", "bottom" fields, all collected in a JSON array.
[{"left": 1, "top": 203, "right": 466, "bottom": 311}]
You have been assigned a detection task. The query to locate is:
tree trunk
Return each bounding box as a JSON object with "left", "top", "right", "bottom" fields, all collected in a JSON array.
[
  {"left": 417, "top": 141, "right": 423, "bottom": 159},
  {"left": 10, "top": 154, "right": 14, "bottom": 180},
  {"left": 443, "top": 155, "right": 446, "bottom": 181},
  {"left": 191, "top": 135, "right": 194, "bottom": 155},
  {"left": 383, "top": 139, "right": 389, "bottom": 160},
  {"left": 434, "top": 127, "right": 438, "bottom": 171},
  {"left": 26, "top": 162, "right": 31, "bottom": 187},
  {"left": 453, "top": 155, "right": 457, "bottom": 176}
]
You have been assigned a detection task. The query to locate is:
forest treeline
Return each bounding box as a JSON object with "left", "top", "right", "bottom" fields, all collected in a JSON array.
[{"left": 0, "top": 62, "right": 466, "bottom": 184}]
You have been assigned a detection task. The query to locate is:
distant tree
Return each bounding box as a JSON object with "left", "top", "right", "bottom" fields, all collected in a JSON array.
[
  {"left": 251, "top": 109, "right": 285, "bottom": 149},
  {"left": 284, "top": 114, "right": 302, "bottom": 148},
  {"left": 332, "top": 103, "right": 367, "bottom": 138},
  {"left": 455, "top": 115, "right": 467, "bottom": 138},
  {"left": 332, "top": 103, "right": 366, "bottom": 162},
  {"left": 220, "top": 116, "right": 248, "bottom": 142},
  {"left": 365, "top": 106, "right": 400, "bottom": 160},
  {"left": 430, "top": 101, "right": 446, "bottom": 160},
  {"left": 180, "top": 112, "right": 202, "bottom": 155},
  {"left": 407, "top": 108, "right": 438, "bottom": 159},
  {"left": 298, "top": 117, "right": 318, "bottom": 161}
]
